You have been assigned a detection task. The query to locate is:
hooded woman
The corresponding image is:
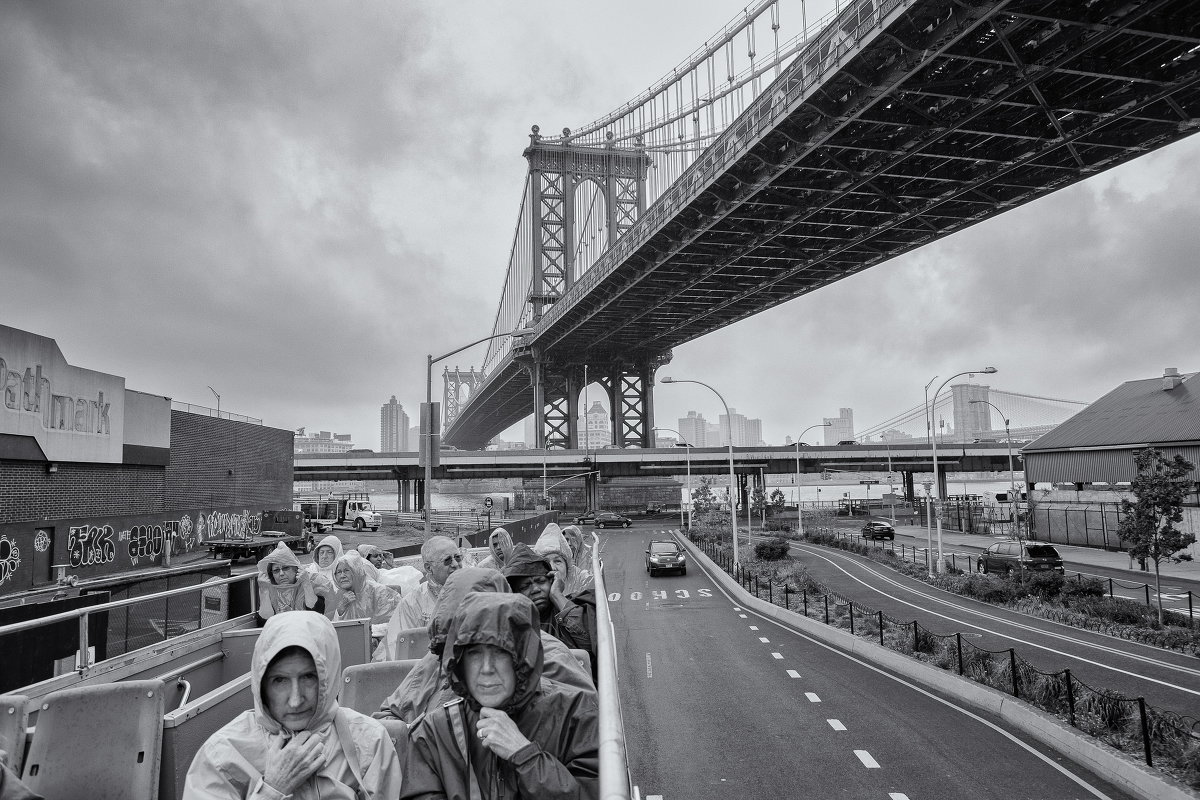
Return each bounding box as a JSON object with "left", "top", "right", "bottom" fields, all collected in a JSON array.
[
  {"left": 183, "top": 611, "right": 402, "bottom": 799},
  {"left": 533, "top": 526, "right": 593, "bottom": 596},
  {"left": 306, "top": 535, "right": 345, "bottom": 619},
  {"left": 357, "top": 544, "right": 395, "bottom": 570},
  {"left": 560, "top": 525, "right": 593, "bottom": 575},
  {"left": 474, "top": 527, "right": 514, "bottom": 572},
  {"left": 375, "top": 568, "right": 592, "bottom": 723},
  {"left": 331, "top": 552, "right": 402, "bottom": 627},
  {"left": 401, "top": 593, "right": 598, "bottom": 800},
  {"left": 256, "top": 543, "right": 326, "bottom": 624}
]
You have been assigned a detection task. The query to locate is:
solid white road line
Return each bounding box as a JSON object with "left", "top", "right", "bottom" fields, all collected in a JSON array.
[
  {"left": 805, "top": 692, "right": 821, "bottom": 702},
  {"left": 827, "top": 719, "right": 846, "bottom": 731},
  {"left": 786, "top": 669, "right": 801, "bottom": 678},
  {"left": 854, "top": 750, "right": 880, "bottom": 768}
]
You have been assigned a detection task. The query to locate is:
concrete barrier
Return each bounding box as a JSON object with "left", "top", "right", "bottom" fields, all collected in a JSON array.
[{"left": 675, "top": 532, "right": 1200, "bottom": 800}]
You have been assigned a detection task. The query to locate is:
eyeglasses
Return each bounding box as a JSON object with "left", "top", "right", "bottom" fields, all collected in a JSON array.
[{"left": 441, "top": 553, "right": 465, "bottom": 567}]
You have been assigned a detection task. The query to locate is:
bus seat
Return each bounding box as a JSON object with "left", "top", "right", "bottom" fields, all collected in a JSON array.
[
  {"left": 160, "top": 674, "right": 252, "bottom": 800},
  {"left": 0, "top": 694, "right": 29, "bottom": 776},
  {"left": 22, "top": 679, "right": 166, "bottom": 800},
  {"left": 339, "top": 659, "right": 420, "bottom": 716},
  {"left": 389, "top": 627, "right": 430, "bottom": 661}
]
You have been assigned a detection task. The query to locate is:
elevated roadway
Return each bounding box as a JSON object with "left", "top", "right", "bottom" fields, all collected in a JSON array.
[{"left": 294, "top": 441, "right": 1024, "bottom": 484}]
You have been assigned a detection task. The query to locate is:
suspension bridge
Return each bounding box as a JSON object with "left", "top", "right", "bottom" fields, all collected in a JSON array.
[{"left": 439, "top": 0, "right": 1200, "bottom": 451}]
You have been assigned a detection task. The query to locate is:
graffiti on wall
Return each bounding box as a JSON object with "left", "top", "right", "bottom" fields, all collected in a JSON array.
[
  {"left": 68, "top": 524, "right": 116, "bottom": 568},
  {"left": 0, "top": 535, "right": 20, "bottom": 588},
  {"left": 195, "top": 510, "right": 261, "bottom": 542}
]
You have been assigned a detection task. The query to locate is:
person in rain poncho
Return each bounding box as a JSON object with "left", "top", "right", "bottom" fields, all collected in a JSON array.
[
  {"left": 183, "top": 611, "right": 402, "bottom": 799},
  {"left": 257, "top": 542, "right": 326, "bottom": 624},
  {"left": 375, "top": 567, "right": 593, "bottom": 725},
  {"left": 383, "top": 536, "right": 464, "bottom": 634},
  {"left": 331, "top": 551, "right": 402, "bottom": 626},
  {"left": 559, "top": 525, "right": 593, "bottom": 579},
  {"left": 504, "top": 545, "right": 598, "bottom": 681},
  {"left": 534, "top": 525, "right": 593, "bottom": 596},
  {"left": 473, "top": 528, "right": 514, "bottom": 572},
  {"left": 401, "top": 592, "right": 598, "bottom": 800},
  {"left": 358, "top": 544, "right": 395, "bottom": 570},
  {"left": 305, "top": 535, "right": 344, "bottom": 618}
]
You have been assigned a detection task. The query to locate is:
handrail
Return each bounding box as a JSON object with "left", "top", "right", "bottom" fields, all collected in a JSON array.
[
  {"left": 592, "top": 534, "right": 632, "bottom": 800},
  {"left": 0, "top": 571, "right": 257, "bottom": 638}
]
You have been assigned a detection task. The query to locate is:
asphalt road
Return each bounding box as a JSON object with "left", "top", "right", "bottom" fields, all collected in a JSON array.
[{"left": 602, "top": 522, "right": 1136, "bottom": 800}]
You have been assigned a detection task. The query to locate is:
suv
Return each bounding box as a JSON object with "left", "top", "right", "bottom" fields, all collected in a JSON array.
[
  {"left": 861, "top": 520, "right": 895, "bottom": 540},
  {"left": 646, "top": 540, "right": 686, "bottom": 576},
  {"left": 978, "top": 541, "right": 1064, "bottom": 574}
]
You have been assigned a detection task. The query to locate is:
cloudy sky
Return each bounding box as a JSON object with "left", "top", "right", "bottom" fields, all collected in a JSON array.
[{"left": 2, "top": 0, "right": 1197, "bottom": 450}]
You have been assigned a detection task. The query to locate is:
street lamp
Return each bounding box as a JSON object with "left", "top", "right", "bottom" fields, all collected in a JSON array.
[
  {"left": 425, "top": 326, "right": 536, "bottom": 538},
  {"left": 793, "top": 422, "right": 831, "bottom": 538},
  {"left": 545, "top": 470, "right": 599, "bottom": 512},
  {"left": 926, "top": 367, "right": 998, "bottom": 572},
  {"left": 970, "top": 399, "right": 1019, "bottom": 537},
  {"left": 653, "top": 427, "right": 692, "bottom": 530},
  {"left": 207, "top": 386, "right": 221, "bottom": 416},
  {"left": 661, "top": 377, "right": 740, "bottom": 566}
]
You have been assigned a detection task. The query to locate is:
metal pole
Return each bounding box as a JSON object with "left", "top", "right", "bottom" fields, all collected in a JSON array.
[{"left": 792, "top": 423, "right": 829, "bottom": 538}]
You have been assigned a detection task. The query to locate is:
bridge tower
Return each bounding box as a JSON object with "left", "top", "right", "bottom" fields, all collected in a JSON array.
[
  {"left": 523, "top": 126, "right": 663, "bottom": 449},
  {"left": 443, "top": 367, "right": 483, "bottom": 434}
]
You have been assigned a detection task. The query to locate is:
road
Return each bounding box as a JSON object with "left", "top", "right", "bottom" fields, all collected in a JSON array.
[{"left": 603, "top": 522, "right": 1135, "bottom": 800}]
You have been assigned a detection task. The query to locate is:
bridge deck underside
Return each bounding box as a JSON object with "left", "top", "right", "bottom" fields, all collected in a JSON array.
[{"left": 447, "top": 0, "right": 1200, "bottom": 448}]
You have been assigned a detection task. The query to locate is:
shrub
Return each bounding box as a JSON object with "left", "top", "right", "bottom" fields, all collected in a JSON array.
[
  {"left": 1015, "top": 571, "right": 1065, "bottom": 601},
  {"left": 957, "top": 574, "right": 1018, "bottom": 604},
  {"left": 755, "top": 536, "right": 791, "bottom": 561},
  {"left": 764, "top": 519, "right": 793, "bottom": 533},
  {"left": 1061, "top": 576, "right": 1107, "bottom": 602}
]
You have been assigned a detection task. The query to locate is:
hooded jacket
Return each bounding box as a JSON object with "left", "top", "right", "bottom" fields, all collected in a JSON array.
[
  {"left": 503, "top": 546, "right": 596, "bottom": 662},
  {"left": 533, "top": 527, "right": 592, "bottom": 596},
  {"left": 257, "top": 543, "right": 322, "bottom": 620},
  {"left": 376, "top": 569, "right": 593, "bottom": 723},
  {"left": 332, "top": 552, "right": 402, "bottom": 626},
  {"left": 474, "top": 528, "right": 514, "bottom": 572},
  {"left": 401, "top": 593, "right": 598, "bottom": 800},
  {"left": 558, "top": 526, "right": 592, "bottom": 575},
  {"left": 306, "top": 535, "right": 345, "bottom": 619},
  {"left": 183, "top": 612, "right": 402, "bottom": 800}
]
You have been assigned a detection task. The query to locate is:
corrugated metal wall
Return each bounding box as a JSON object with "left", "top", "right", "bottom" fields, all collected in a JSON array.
[{"left": 1024, "top": 445, "right": 1200, "bottom": 484}]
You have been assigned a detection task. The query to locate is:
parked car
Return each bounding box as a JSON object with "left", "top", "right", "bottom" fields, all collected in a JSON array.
[
  {"left": 646, "top": 540, "right": 686, "bottom": 576},
  {"left": 978, "top": 541, "right": 1064, "bottom": 574},
  {"left": 860, "top": 520, "right": 895, "bottom": 540},
  {"left": 593, "top": 512, "right": 632, "bottom": 529},
  {"left": 573, "top": 510, "right": 598, "bottom": 525}
]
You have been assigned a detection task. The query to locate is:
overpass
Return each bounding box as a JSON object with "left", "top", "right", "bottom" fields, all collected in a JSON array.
[{"left": 441, "top": 0, "right": 1200, "bottom": 451}]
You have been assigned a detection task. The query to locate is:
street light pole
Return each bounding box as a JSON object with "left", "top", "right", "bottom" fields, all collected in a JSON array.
[
  {"left": 928, "top": 367, "right": 998, "bottom": 572},
  {"left": 661, "top": 377, "right": 740, "bottom": 566},
  {"left": 424, "top": 327, "right": 535, "bottom": 538},
  {"left": 793, "top": 422, "right": 832, "bottom": 538},
  {"left": 207, "top": 386, "right": 221, "bottom": 417},
  {"left": 653, "top": 427, "right": 692, "bottom": 530},
  {"left": 970, "top": 399, "right": 1018, "bottom": 538}
]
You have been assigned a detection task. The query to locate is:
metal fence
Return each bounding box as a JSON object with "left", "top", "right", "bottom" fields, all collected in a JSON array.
[
  {"left": 1027, "top": 502, "right": 1128, "bottom": 551},
  {"left": 689, "top": 533, "right": 1200, "bottom": 778}
]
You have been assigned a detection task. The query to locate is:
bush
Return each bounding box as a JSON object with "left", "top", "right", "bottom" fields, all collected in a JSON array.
[
  {"left": 956, "top": 573, "right": 1019, "bottom": 604},
  {"left": 754, "top": 537, "right": 791, "bottom": 561},
  {"left": 764, "top": 519, "right": 793, "bottom": 533},
  {"left": 1061, "top": 576, "right": 1107, "bottom": 602},
  {"left": 1015, "top": 571, "right": 1065, "bottom": 601}
]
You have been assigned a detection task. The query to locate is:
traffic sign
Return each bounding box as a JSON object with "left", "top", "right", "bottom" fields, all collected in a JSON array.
[
  {"left": 859, "top": 480, "right": 880, "bottom": 485},
  {"left": 483, "top": 496, "right": 494, "bottom": 509}
]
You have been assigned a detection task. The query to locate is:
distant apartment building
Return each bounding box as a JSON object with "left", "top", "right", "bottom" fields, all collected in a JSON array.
[
  {"left": 524, "top": 416, "right": 537, "bottom": 449},
  {"left": 718, "top": 408, "right": 766, "bottom": 446},
  {"left": 380, "top": 395, "right": 410, "bottom": 452},
  {"left": 409, "top": 424, "right": 420, "bottom": 452},
  {"left": 294, "top": 428, "right": 355, "bottom": 454},
  {"left": 677, "top": 410, "right": 708, "bottom": 447},
  {"left": 583, "top": 401, "right": 611, "bottom": 449},
  {"left": 823, "top": 408, "right": 854, "bottom": 445}
]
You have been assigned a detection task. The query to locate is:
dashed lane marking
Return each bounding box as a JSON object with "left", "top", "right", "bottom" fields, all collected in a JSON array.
[
  {"left": 889, "top": 794, "right": 910, "bottom": 799},
  {"left": 771, "top": 652, "right": 783, "bottom": 659},
  {"left": 827, "top": 719, "right": 846, "bottom": 731},
  {"left": 786, "top": 670, "right": 801, "bottom": 678},
  {"left": 738, "top": 613, "right": 747, "bottom": 618},
  {"left": 749, "top": 625, "right": 759, "bottom": 630},
  {"left": 854, "top": 750, "right": 880, "bottom": 768},
  {"left": 805, "top": 692, "right": 821, "bottom": 702},
  {"left": 758, "top": 637, "right": 770, "bottom": 643},
  {"left": 646, "top": 653, "right": 652, "bottom": 679}
]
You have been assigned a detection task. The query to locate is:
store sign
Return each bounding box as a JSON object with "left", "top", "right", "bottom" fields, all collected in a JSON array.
[{"left": 0, "top": 325, "right": 125, "bottom": 463}]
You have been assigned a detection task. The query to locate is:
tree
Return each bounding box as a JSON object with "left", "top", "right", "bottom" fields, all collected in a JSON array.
[
  {"left": 750, "top": 485, "right": 768, "bottom": 521},
  {"left": 769, "top": 488, "right": 786, "bottom": 518},
  {"left": 1116, "top": 448, "right": 1196, "bottom": 625},
  {"left": 691, "top": 476, "right": 718, "bottom": 514}
]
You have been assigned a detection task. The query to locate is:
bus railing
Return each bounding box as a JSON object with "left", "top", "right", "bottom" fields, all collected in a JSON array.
[{"left": 592, "top": 533, "right": 632, "bottom": 800}]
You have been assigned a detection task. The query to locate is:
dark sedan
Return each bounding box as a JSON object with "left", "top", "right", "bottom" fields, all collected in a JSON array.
[
  {"left": 860, "top": 519, "right": 896, "bottom": 540},
  {"left": 594, "top": 512, "right": 632, "bottom": 529}
]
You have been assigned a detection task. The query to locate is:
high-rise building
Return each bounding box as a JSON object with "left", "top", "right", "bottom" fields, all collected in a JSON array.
[
  {"left": 408, "top": 424, "right": 420, "bottom": 453},
  {"left": 524, "top": 416, "right": 537, "bottom": 449},
  {"left": 677, "top": 410, "right": 707, "bottom": 447},
  {"left": 717, "top": 408, "right": 764, "bottom": 446},
  {"left": 823, "top": 408, "right": 854, "bottom": 445},
  {"left": 583, "top": 401, "right": 611, "bottom": 449},
  {"left": 380, "top": 395, "right": 409, "bottom": 452}
]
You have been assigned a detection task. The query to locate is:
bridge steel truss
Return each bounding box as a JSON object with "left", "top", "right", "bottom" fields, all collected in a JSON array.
[{"left": 445, "top": 0, "right": 1200, "bottom": 449}]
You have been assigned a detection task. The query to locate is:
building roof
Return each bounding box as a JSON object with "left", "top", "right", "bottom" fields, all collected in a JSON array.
[{"left": 1024, "top": 371, "right": 1199, "bottom": 452}]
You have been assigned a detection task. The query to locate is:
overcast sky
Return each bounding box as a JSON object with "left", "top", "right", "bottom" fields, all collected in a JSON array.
[{"left": 2, "top": 0, "right": 1197, "bottom": 451}]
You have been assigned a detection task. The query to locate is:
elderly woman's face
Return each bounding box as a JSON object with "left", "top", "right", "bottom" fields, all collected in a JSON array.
[
  {"left": 461, "top": 644, "right": 515, "bottom": 708},
  {"left": 334, "top": 563, "right": 354, "bottom": 590},
  {"left": 546, "top": 553, "right": 569, "bottom": 582},
  {"left": 270, "top": 564, "right": 299, "bottom": 584},
  {"left": 263, "top": 650, "right": 319, "bottom": 732},
  {"left": 316, "top": 546, "right": 336, "bottom": 568}
]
